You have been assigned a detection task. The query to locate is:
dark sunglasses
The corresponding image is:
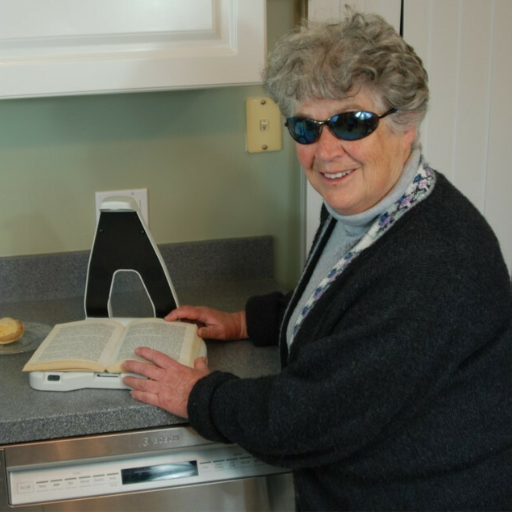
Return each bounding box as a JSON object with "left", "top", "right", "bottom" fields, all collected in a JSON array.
[{"left": 284, "top": 107, "right": 398, "bottom": 144}]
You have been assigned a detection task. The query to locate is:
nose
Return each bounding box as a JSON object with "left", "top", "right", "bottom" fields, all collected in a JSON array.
[{"left": 315, "top": 126, "right": 347, "bottom": 160}]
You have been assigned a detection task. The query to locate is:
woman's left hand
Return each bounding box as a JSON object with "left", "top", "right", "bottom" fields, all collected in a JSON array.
[{"left": 122, "top": 348, "right": 210, "bottom": 418}]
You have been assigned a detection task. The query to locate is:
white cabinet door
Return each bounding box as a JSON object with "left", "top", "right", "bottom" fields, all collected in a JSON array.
[
  {"left": 303, "top": 0, "right": 402, "bottom": 258},
  {"left": 0, "top": 0, "right": 266, "bottom": 99},
  {"left": 404, "top": 0, "right": 512, "bottom": 274}
]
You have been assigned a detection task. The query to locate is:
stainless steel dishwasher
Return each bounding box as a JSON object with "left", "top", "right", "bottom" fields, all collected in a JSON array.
[{"left": 0, "top": 425, "right": 295, "bottom": 511}]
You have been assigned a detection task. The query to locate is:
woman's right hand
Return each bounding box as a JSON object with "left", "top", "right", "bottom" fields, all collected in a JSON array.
[{"left": 165, "top": 306, "right": 248, "bottom": 341}]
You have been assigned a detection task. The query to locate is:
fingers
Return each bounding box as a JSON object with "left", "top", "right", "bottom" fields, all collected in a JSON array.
[
  {"left": 125, "top": 378, "right": 162, "bottom": 408},
  {"left": 164, "top": 306, "right": 247, "bottom": 341},
  {"left": 123, "top": 359, "right": 160, "bottom": 381},
  {"left": 122, "top": 351, "right": 208, "bottom": 419},
  {"left": 122, "top": 362, "right": 174, "bottom": 408},
  {"left": 124, "top": 373, "right": 157, "bottom": 393},
  {"left": 166, "top": 306, "right": 226, "bottom": 339},
  {"left": 122, "top": 349, "right": 209, "bottom": 381},
  {"left": 194, "top": 356, "right": 208, "bottom": 372},
  {"left": 165, "top": 305, "right": 208, "bottom": 323},
  {"left": 135, "top": 347, "right": 177, "bottom": 368},
  {"left": 196, "top": 325, "right": 224, "bottom": 340},
  {"left": 122, "top": 347, "right": 178, "bottom": 379},
  {"left": 130, "top": 389, "right": 161, "bottom": 407}
]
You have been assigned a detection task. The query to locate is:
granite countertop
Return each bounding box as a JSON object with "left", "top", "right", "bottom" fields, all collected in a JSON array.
[{"left": 0, "top": 237, "right": 281, "bottom": 446}]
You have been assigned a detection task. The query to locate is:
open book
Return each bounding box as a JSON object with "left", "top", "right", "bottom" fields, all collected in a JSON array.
[{"left": 22, "top": 318, "right": 206, "bottom": 373}]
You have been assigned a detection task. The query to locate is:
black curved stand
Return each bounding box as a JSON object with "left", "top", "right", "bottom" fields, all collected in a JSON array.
[{"left": 85, "top": 210, "right": 178, "bottom": 318}]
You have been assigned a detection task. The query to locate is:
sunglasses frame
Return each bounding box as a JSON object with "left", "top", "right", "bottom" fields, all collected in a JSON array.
[{"left": 285, "top": 107, "right": 398, "bottom": 144}]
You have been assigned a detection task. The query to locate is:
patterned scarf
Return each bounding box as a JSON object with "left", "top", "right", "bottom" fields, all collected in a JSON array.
[{"left": 291, "top": 162, "right": 436, "bottom": 341}]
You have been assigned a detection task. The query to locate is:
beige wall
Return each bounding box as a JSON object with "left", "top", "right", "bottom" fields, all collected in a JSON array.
[{"left": 0, "top": 0, "right": 302, "bottom": 289}]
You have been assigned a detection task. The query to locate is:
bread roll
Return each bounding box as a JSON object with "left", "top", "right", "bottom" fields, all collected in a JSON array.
[{"left": 0, "top": 317, "right": 24, "bottom": 344}]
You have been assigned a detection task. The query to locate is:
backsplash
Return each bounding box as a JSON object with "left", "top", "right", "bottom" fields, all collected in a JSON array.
[{"left": 0, "top": 236, "right": 273, "bottom": 304}]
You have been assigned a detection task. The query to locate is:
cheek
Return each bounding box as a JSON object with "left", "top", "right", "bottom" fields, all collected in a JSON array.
[
  {"left": 356, "top": 135, "right": 398, "bottom": 170},
  {"left": 296, "top": 145, "right": 315, "bottom": 170}
]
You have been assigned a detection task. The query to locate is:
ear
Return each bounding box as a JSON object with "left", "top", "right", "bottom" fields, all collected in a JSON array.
[{"left": 401, "top": 125, "right": 417, "bottom": 151}]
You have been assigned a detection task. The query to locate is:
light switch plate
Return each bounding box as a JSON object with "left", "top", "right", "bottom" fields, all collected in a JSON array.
[{"left": 245, "top": 97, "right": 282, "bottom": 153}]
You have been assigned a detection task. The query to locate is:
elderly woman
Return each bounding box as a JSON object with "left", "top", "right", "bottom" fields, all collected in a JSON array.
[{"left": 123, "top": 10, "right": 512, "bottom": 510}]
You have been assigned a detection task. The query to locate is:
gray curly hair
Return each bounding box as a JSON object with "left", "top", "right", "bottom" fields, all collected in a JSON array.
[{"left": 262, "top": 9, "right": 429, "bottom": 147}]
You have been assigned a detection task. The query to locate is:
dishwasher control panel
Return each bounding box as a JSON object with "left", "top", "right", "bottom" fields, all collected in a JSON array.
[{"left": 8, "top": 444, "right": 285, "bottom": 506}]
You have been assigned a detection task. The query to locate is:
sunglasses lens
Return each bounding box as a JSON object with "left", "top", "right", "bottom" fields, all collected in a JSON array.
[
  {"left": 285, "top": 111, "right": 386, "bottom": 144},
  {"left": 286, "top": 118, "right": 320, "bottom": 144},
  {"left": 330, "top": 111, "right": 378, "bottom": 141}
]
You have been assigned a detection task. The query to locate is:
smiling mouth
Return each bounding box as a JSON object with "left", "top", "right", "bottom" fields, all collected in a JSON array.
[{"left": 323, "top": 169, "right": 355, "bottom": 180}]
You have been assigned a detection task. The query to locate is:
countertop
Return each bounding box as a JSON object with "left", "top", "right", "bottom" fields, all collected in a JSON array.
[{"left": 0, "top": 237, "right": 281, "bottom": 446}]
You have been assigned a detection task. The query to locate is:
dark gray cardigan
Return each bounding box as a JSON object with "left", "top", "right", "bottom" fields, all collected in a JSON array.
[{"left": 188, "top": 172, "right": 512, "bottom": 511}]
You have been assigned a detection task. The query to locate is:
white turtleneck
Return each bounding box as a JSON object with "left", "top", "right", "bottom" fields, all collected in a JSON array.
[{"left": 286, "top": 148, "right": 422, "bottom": 346}]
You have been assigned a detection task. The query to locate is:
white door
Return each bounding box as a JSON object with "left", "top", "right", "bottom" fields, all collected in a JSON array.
[
  {"left": 305, "top": 0, "right": 512, "bottom": 276},
  {"left": 403, "top": 0, "right": 512, "bottom": 275}
]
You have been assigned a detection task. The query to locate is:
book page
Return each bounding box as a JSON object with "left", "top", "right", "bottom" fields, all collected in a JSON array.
[
  {"left": 23, "top": 319, "right": 124, "bottom": 372},
  {"left": 107, "top": 319, "right": 201, "bottom": 372}
]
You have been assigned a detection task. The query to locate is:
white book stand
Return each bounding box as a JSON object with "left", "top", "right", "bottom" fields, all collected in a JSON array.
[{"left": 30, "top": 196, "right": 180, "bottom": 391}]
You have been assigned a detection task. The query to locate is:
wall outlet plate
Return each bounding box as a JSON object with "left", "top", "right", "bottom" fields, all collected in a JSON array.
[{"left": 95, "top": 188, "right": 149, "bottom": 226}]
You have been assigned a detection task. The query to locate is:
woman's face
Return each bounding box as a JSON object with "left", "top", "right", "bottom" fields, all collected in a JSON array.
[{"left": 294, "top": 90, "right": 416, "bottom": 215}]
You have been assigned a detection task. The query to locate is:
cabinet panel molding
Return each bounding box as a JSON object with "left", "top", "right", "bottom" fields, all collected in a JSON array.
[{"left": 0, "top": 0, "right": 266, "bottom": 98}]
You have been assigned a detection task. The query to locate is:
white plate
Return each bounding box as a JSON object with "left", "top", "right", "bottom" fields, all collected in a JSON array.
[{"left": 0, "top": 321, "right": 52, "bottom": 355}]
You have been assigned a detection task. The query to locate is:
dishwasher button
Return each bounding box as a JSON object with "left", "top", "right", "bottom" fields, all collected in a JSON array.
[
  {"left": 64, "top": 478, "right": 78, "bottom": 488},
  {"left": 107, "top": 473, "right": 119, "bottom": 484},
  {"left": 50, "top": 480, "right": 64, "bottom": 491},
  {"left": 79, "top": 476, "right": 92, "bottom": 487},
  {"left": 35, "top": 481, "right": 50, "bottom": 492},
  {"left": 213, "top": 460, "right": 226, "bottom": 471},
  {"left": 93, "top": 474, "right": 106, "bottom": 485},
  {"left": 17, "top": 482, "right": 33, "bottom": 494},
  {"left": 226, "top": 458, "right": 238, "bottom": 469},
  {"left": 199, "top": 462, "right": 214, "bottom": 473}
]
